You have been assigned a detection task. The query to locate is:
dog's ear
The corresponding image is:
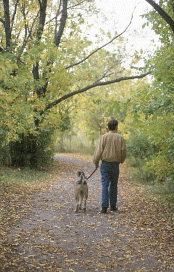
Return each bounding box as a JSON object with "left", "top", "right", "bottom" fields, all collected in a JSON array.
[
  {"left": 82, "top": 171, "right": 87, "bottom": 180},
  {"left": 77, "top": 170, "right": 82, "bottom": 177},
  {"left": 77, "top": 172, "right": 82, "bottom": 184}
]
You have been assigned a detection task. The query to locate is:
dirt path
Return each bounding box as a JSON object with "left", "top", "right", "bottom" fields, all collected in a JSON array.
[{"left": 1, "top": 154, "right": 173, "bottom": 271}]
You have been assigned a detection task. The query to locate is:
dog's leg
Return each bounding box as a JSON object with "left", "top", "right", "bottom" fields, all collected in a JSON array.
[
  {"left": 75, "top": 196, "right": 79, "bottom": 213},
  {"left": 79, "top": 200, "right": 82, "bottom": 210},
  {"left": 75, "top": 203, "right": 79, "bottom": 213},
  {"left": 83, "top": 190, "right": 88, "bottom": 212},
  {"left": 79, "top": 194, "right": 83, "bottom": 210},
  {"left": 83, "top": 198, "right": 86, "bottom": 212}
]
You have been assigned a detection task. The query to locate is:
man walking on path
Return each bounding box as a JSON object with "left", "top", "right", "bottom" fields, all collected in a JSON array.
[{"left": 93, "top": 119, "right": 126, "bottom": 213}]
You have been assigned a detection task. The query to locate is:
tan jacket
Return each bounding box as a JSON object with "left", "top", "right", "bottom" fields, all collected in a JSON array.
[{"left": 93, "top": 131, "right": 126, "bottom": 168}]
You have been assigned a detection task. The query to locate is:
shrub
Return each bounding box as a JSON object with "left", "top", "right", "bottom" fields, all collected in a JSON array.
[{"left": 8, "top": 130, "right": 55, "bottom": 168}]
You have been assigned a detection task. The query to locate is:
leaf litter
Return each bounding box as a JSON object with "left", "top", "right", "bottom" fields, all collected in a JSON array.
[{"left": 0, "top": 153, "right": 173, "bottom": 271}]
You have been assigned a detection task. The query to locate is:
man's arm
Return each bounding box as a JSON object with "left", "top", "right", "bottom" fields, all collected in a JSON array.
[{"left": 120, "top": 138, "right": 126, "bottom": 163}]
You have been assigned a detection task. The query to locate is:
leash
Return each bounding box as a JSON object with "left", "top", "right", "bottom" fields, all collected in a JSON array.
[{"left": 87, "top": 168, "right": 97, "bottom": 180}]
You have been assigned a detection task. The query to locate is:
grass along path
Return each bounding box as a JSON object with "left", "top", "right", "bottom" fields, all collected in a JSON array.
[{"left": 0, "top": 153, "right": 173, "bottom": 271}]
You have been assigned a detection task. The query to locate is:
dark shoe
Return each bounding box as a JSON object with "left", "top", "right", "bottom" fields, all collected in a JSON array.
[
  {"left": 110, "top": 206, "right": 118, "bottom": 212},
  {"left": 101, "top": 207, "right": 107, "bottom": 213}
]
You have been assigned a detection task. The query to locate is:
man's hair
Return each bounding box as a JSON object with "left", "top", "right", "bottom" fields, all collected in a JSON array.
[{"left": 108, "top": 119, "right": 118, "bottom": 131}]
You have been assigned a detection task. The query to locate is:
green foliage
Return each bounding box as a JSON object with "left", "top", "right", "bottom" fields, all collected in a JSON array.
[
  {"left": 150, "top": 177, "right": 174, "bottom": 203},
  {"left": 0, "top": 0, "right": 97, "bottom": 167},
  {"left": 0, "top": 164, "right": 51, "bottom": 185},
  {"left": 124, "top": 0, "right": 174, "bottom": 184},
  {"left": 71, "top": 71, "right": 131, "bottom": 147},
  {"left": 1, "top": 0, "right": 133, "bottom": 167},
  {"left": 126, "top": 130, "right": 156, "bottom": 181},
  {"left": 142, "top": 0, "right": 174, "bottom": 44},
  {"left": 127, "top": 132, "right": 154, "bottom": 160},
  {"left": 125, "top": 78, "right": 174, "bottom": 183}
]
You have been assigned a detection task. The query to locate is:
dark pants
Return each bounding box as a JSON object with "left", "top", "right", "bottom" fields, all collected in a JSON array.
[{"left": 100, "top": 161, "right": 119, "bottom": 208}]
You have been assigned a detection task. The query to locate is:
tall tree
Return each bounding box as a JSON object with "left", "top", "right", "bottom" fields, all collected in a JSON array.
[{"left": 0, "top": 0, "right": 149, "bottom": 167}]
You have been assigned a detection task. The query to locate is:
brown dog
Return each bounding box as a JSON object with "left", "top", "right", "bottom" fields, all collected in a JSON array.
[{"left": 74, "top": 170, "right": 88, "bottom": 212}]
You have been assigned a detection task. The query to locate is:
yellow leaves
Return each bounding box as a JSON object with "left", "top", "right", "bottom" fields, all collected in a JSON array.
[
  {"left": 131, "top": 50, "right": 143, "bottom": 65},
  {"left": 144, "top": 155, "right": 171, "bottom": 180},
  {"left": 98, "top": 262, "right": 107, "bottom": 269},
  {"left": 98, "top": 260, "right": 118, "bottom": 270},
  {"left": 0, "top": 56, "right": 17, "bottom": 78}
]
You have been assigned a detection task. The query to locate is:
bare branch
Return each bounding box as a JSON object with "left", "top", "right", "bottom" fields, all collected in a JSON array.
[
  {"left": 65, "top": 10, "right": 134, "bottom": 70},
  {"left": 93, "top": 68, "right": 125, "bottom": 84},
  {"left": 17, "top": 11, "right": 39, "bottom": 61},
  {"left": 68, "top": 0, "right": 86, "bottom": 10},
  {"left": 46, "top": 0, "right": 86, "bottom": 25},
  {"left": 11, "top": 0, "right": 19, "bottom": 32},
  {"left": 42, "top": 72, "right": 150, "bottom": 113},
  {"left": 0, "top": 18, "right": 5, "bottom": 26},
  {"left": 20, "top": 1, "right": 28, "bottom": 41},
  {"left": 145, "top": 0, "right": 174, "bottom": 32}
]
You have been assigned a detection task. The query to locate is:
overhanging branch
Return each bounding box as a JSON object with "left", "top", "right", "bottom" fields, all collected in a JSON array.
[
  {"left": 42, "top": 72, "right": 150, "bottom": 114},
  {"left": 145, "top": 0, "right": 174, "bottom": 32}
]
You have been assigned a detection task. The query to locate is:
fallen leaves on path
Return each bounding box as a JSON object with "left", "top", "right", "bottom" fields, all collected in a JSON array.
[{"left": 0, "top": 153, "right": 173, "bottom": 271}]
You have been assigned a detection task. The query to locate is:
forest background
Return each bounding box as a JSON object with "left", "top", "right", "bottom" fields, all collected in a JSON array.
[{"left": 0, "top": 0, "right": 173, "bottom": 202}]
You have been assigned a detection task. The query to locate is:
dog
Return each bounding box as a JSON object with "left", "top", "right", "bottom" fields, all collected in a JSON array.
[{"left": 74, "top": 170, "right": 88, "bottom": 213}]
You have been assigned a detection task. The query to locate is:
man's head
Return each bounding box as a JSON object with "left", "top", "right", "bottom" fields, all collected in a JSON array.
[{"left": 108, "top": 119, "right": 118, "bottom": 131}]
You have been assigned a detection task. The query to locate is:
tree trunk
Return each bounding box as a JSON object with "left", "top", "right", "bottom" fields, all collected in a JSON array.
[{"left": 3, "top": 0, "right": 11, "bottom": 50}]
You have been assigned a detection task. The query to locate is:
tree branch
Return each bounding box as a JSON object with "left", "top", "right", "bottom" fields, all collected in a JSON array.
[
  {"left": 42, "top": 72, "right": 150, "bottom": 114},
  {"left": 0, "top": 18, "right": 5, "bottom": 26},
  {"left": 36, "top": 0, "right": 47, "bottom": 43},
  {"left": 65, "top": 9, "right": 134, "bottom": 70},
  {"left": 145, "top": 0, "right": 174, "bottom": 32},
  {"left": 93, "top": 68, "right": 125, "bottom": 84},
  {"left": 68, "top": 0, "right": 87, "bottom": 11},
  {"left": 11, "top": 0, "right": 19, "bottom": 32},
  {"left": 171, "top": 0, "right": 174, "bottom": 15},
  {"left": 17, "top": 11, "right": 39, "bottom": 62},
  {"left": 46, "top": 0, "right": 86, "bottom": 25},
  {"left": 55, "top": 0, "right": 62, "bottom": 38},
  {"left": 54, "top": 0, "right": 68, "bottom": 47},
  {"left": 38, "top": 0, "right": 42, "bottom": 9}
]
